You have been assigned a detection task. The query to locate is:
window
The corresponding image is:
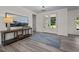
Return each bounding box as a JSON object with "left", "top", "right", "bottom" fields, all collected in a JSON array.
[
  {"left": 48, "top": 14, "right": 56, "bottom": 29},
  {"left": 76, "top": 17, "right": 79, "bottom": 30}
]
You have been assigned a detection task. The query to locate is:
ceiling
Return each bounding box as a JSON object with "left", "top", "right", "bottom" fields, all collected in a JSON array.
[{"left": 23, "top": 6, "right": 78, "bottom": 13}]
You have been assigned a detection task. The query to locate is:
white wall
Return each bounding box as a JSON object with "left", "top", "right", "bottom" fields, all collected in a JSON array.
[
  {"left": 36, "top": 7, "right": 79, "bottom": 36},
  {"left": 68, "top": 8, "right": 79, "bottom": 35},
  {"left": 36, "top": 8, "right": 68, "bottom": 36},
  {"left": 36, "top": 14, "right": 44, "bottom": 32},
  {"left": 0, "top": 6, "right": 37, "bottom": 45},
  {"left": 0, "top": 6, "right": 37, "bottom": 28},
  {"left": 57, "top": 9, "right": 68, "bottom": 36},
  {"left": 68, "top": 9, "right": 78, "bottom": 35},
  {"left": 37, "top": 7, "right": 79, "bottom": 35}
]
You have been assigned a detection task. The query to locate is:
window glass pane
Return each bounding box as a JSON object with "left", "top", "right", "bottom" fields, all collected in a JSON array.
[
  {"left": 76, "top": 17, "right": 79, "bottom": 29},
  {"left": 48, "top": 14, "right": 56, "bottom": 29}
]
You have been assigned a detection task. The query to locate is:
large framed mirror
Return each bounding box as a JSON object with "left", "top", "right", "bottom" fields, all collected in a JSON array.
[{"left": 5, "top": 12, "right": 29, "bottom": 27}]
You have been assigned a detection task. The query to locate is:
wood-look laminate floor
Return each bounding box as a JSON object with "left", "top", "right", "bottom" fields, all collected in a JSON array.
[
  {"left": 0, "top": 33, "right": 79, "bottom": 52},
  {"left": 60, "top": 34, "right": 79, "bottom": 52},
  {"left": 0, "top": 38, "right": 61, "bottom": 52}
]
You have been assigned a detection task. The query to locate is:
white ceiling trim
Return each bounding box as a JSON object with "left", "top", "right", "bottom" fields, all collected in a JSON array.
[{"left": 23, "top": 6, "right": 78, "bottom": 13}]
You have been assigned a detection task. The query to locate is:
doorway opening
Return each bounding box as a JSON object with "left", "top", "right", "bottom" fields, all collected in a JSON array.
[{"left": 32, "top": 14, "right": 36, "bottom": 32}]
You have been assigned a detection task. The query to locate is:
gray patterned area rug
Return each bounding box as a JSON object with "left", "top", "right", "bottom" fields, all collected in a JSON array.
[{"left": 30, "top": 33, "right": 60, "bottom": 48}]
